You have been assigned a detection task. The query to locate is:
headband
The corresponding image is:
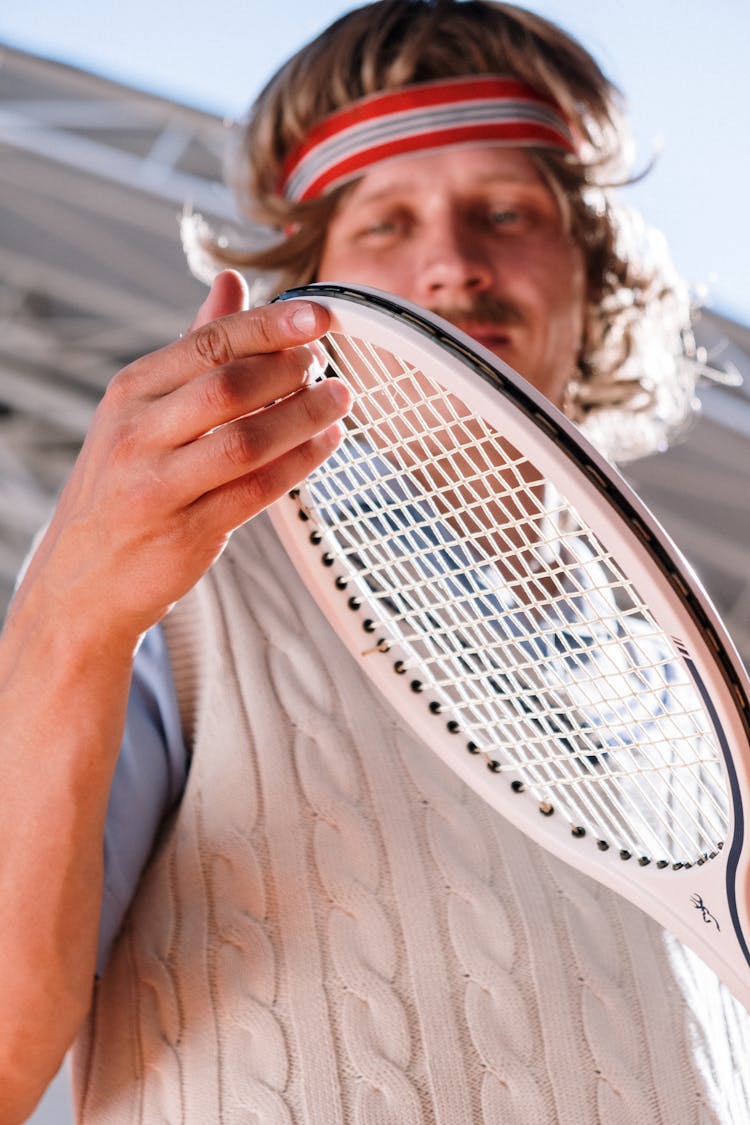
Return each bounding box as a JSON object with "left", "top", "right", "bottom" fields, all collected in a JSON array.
[{"left": 279, "top": 76, "right": 576, "bottom": 203}]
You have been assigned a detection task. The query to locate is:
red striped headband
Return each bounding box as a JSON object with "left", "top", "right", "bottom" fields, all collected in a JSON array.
[{"left": 279, "top": 76, "right": 576, "bottom": 203}]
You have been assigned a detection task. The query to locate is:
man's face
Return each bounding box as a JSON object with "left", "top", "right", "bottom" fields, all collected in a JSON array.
[{"left": 317, "top": 145, "right": 587, "bottom": 408}]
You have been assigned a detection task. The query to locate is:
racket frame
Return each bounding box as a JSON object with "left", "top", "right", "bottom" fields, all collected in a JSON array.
[{"left": 270, "top": 282, "right": 750, "bottom": 1005}]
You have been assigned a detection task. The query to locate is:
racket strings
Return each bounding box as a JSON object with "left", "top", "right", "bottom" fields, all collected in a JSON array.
[
  {"left": 404, "top": 615, "right": 728, "bottom": 856},
  {"left": 313, "top": 331, "right": 729, "bottom": 863}
]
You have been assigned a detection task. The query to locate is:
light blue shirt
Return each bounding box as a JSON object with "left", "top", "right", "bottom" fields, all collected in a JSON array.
[{"left": 97, "top": 625, "right": 187, "bottom": 974}]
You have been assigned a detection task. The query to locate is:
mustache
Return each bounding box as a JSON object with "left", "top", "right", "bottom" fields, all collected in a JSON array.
[{"left": 429, "top": 296, "right": 525, "bottom": 331}]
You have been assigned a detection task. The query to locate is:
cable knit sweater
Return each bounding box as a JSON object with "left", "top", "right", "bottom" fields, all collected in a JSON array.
[{"left": 72, "top": 514, "right": 750, "bottom": 1123}]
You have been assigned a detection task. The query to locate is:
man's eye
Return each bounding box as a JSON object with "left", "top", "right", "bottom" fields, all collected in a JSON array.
[
  {"left": 366, "top": 221, "right": 396, "bottom": 235},
  {"left": 489, "top": 208, "right": 521, "bottom": 228}
]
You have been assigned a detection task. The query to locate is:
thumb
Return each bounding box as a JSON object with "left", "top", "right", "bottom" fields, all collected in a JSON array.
[{"left": 190, "top": 269, "right": 250, "bottom": 331}]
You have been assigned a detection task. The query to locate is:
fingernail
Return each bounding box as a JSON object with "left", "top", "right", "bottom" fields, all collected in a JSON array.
[
  {"left": 290, "top": 302, "right": 319, "bottom": 334},
  {"left": 329, "top": 420, "right": 346, "bottom": 445}
]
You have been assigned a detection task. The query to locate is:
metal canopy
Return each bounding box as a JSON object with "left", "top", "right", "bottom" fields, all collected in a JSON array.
[{"left": 1, "top": 44, "right": 749, "bottom": 667}]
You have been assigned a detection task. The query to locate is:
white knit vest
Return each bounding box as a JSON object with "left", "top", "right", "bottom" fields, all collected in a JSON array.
[{"left": 72, "top": 515, "right": 750, "bottom": 1123}]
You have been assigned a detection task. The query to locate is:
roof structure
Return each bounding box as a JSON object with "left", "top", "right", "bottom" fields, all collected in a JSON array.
[
  {"left": 1, "top": 44, "right": 749, "bottom": 670},
  {"left": 0, "top": 45, "right": 239, "bottom": 599}
]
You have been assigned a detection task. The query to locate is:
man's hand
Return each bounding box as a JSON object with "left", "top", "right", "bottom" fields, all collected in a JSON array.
[
  {"left": 0, "top": 273, "right": 350, "bottom": 1123},
  {"left": 14, "top": 270, "right": 350, "bottom": 648}
]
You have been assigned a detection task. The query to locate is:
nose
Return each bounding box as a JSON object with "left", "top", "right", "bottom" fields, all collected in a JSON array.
[{"left": 414, "top": 213, "right": 493, "bottom": 306}]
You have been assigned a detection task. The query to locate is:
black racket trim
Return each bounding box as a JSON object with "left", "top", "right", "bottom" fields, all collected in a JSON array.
[
  {"left": 271, "top": 283, "right": 750, "bottom": 991},
  {"left": 277, "top": 283, "right": 750, "bottom": 741}
]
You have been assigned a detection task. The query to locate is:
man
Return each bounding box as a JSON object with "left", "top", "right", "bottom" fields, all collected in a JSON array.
[{"left": 2, "top": 2, "right": 747, "bottom": 1122}]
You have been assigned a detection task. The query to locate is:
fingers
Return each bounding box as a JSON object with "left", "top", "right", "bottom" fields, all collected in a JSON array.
[
  {"left": 165, "top": 376, "right": 350, "bottom": 505},
  {"left": 188, "top": 421, "right": 346, "bottom": 537},
  {"left": 186, "top": 298, "right": 327, "bottom": 370},
  {"left": 151, "top": 340, "right": 328, "bottom": 447},
  {"left": 120, "top": 299, "right": 331, "bottom": 400}
]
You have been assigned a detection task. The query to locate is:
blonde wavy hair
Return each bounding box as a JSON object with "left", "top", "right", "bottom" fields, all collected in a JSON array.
[{"left": 188, "top": 0, "right": 698, "bottom": 463}]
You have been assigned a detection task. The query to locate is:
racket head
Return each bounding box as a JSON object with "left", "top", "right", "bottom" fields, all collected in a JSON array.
[{"left": 270, "top": 282, "right": 750, "bottom": 998}]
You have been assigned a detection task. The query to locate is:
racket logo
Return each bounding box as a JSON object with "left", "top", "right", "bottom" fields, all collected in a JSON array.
[{"left": 690, "top": 893, "right": 721, "bottom": 932}]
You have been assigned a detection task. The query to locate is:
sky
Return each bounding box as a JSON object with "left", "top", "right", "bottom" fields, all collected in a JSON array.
[{"left": 2, "top": 0, "right": 749, "bottom": 322}]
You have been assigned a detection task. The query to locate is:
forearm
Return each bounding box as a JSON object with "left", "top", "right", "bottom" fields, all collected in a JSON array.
[
  {"left": 0, "top": 591, "right": 136, "bottom": 1123},
  {"left": 0, "top": 282, "right": 349, "bottom": 1122}
]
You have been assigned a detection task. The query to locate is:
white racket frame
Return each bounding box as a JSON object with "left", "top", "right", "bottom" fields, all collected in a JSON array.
[{"left": 269, "top": 283, "right": 750, "bottom": 1008}]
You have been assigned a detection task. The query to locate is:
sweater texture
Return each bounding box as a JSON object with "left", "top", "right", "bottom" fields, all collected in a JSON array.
[{"left": 72, "top": 515, "right": 750, "bottom": 1123}]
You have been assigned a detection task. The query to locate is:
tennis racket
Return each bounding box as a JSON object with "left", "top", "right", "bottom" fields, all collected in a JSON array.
[{"left": 269, "top": 282, "right": 750, "bottom": 1008}]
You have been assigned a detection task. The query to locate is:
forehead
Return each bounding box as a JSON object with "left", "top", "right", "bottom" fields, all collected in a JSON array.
[{"left": 341, "top": 144, "right": 549, "bottom": 206}]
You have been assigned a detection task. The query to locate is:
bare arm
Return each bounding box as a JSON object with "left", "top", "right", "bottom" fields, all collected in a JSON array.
[{"left": 0, "top": 273, "right": 350, "bottom": 1123}]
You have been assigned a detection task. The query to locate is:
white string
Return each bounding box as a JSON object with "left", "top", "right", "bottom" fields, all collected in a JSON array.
[{"left": 307, "top": 330, "right": 729, "bottom": 864}]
